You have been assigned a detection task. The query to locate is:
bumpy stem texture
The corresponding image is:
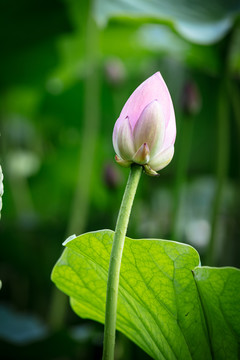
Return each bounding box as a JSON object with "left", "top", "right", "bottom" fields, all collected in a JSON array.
[{"left": 102, "top": 164, "right": 142, "bottom": 360}]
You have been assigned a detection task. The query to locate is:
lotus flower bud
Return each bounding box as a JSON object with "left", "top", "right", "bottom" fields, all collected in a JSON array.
[
  {"left": 113, "top": 72, "right": 176, "bottom": 176},
  {"left": 103, "top": 163, "right": 121, "bottom": 190},
  {"left": 181, "top": 80, "right": 201, "bottom": 116},
  {"left": 104, "top": 57, "right": 126, "bottom": 87}
]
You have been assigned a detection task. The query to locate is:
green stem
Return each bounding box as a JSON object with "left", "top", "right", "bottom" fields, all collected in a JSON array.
[
  {"left": 227, "top": 81, "right": 240, "bottom": 140},
  {"left": 48, "top": 8, "right": 100, "bottom": 330},
  {"left": 227, "top": 81, "right": 240, "bottom": 266},
  {"left": 206, "top": 80, "right": 229, "bottom": 266},
  {"left": 102, "top": 164, "right": 142, "bottom": 360},
  {"left": 67, "top": 14, "right": 100, "bottom": 237}
]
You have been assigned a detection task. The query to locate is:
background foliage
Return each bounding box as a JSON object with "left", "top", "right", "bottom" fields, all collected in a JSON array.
[
  {"left": 52, "top": 230, "right": 240, "bottom": 360},
  {"left": 0, "top": 0, "right": 240, "bottom": 359}
]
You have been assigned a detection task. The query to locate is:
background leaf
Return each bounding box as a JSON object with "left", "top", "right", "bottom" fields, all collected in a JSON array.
[
  {"left": 193, "top": 267, "right": 240, "bottom": 360},
  {"left": 52, "top": 230, "right": 213, "bottom": 359},
  {"left": 94, "top": 0, "right": 240, "bottom": 44}
]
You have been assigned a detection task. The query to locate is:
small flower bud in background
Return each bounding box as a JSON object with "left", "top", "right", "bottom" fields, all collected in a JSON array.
[
  {"left": 181, "top": 81, "right": 201, "bottom": 116},
  {"left": 104, "top": 58, "right": 126, "bottom": 87},
  {"left": 103, "top": 163, "right": 122, "bottom": 190},
  {"left": 113, "top": 72, "right": 176, "bottom": 176}
]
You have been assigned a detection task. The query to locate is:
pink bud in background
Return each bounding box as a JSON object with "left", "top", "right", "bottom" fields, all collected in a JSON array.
[
  {"left": 181, "top": 80, "right": 201, "bottom": 116},
  {"left": 113, "top": 72, "right": 176, "bottom": 176}
]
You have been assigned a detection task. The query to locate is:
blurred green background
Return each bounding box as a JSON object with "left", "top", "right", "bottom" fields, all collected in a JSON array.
[{"left": 0, "top": 0, "right": 240, "bottom": 359}]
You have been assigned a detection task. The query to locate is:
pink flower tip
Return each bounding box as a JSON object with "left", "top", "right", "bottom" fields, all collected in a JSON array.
[{"left": 113, "top": 72, "right": 176, "bottom": 176}]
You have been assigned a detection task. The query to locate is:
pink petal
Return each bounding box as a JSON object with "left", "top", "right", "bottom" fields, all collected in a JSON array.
[
  {"left": 112, "top": 122, "right": 119, "bottom": 155},
  {"left": 149, "top": 146, "right": 174, "bottom": 171},
  {"left": 161, "top": 106, "right": 176, "bottom": 150},
  {"left": 115, "top": 155, "right": 132, "bottom": 168},
  {"left": 115, "top": 72, "right": 174, "bottom": 132},
  {"left": 115, "top": 116, "right": 135, "bottom": 160},
  {"left": 132, "top": 143, "right": 150, "bottom": 164},
  {"left": 133, "top": 100, "right": 165, "bottom": 157}
]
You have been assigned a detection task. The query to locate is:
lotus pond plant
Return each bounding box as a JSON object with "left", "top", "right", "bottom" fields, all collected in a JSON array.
[{"left": 51, "top": 73, "right": 240, "bottom": 360}]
